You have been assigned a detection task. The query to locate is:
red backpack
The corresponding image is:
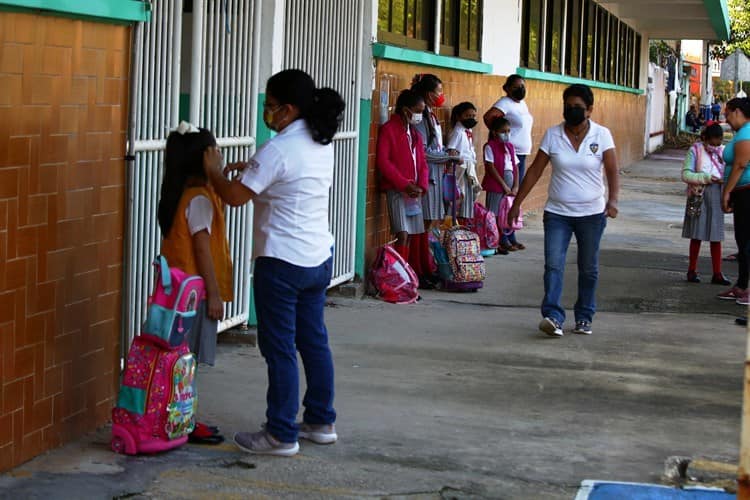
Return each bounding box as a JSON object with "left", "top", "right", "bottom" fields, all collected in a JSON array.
[{"left": 369, "top": 244, "right": 419, "bottom": 304}]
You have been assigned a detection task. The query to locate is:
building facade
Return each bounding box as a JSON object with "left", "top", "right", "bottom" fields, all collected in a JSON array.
[{"left": 0, "top": 0, "right": 730, "bottom": 471}]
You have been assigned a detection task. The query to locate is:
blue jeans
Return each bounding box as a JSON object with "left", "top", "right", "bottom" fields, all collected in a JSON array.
[
  {"left": 254, "top": 255, "right": 336, "bottom": 443},
  {"left": 517, "top": 154, "right": 527, "bottom": 182},
  {"left": 542, "top": 211, "right": 607, "bottom": 325}
]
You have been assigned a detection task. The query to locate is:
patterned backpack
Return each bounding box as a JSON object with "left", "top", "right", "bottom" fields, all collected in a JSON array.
[
  {"left": 440, "top": 227, "right": 485, "bottom": 291},
  {"left": 369, "top": 244, "right": 419, "bottom": 304}
]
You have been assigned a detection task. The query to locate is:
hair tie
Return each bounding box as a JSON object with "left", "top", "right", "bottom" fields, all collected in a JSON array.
[{"left": 173, "top": 121, "right": 200, "bottom": 135}]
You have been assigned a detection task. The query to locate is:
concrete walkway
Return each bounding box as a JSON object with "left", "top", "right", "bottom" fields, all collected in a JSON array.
[{"left": 0, "top": 151, "right": 744, "bottom": 499}]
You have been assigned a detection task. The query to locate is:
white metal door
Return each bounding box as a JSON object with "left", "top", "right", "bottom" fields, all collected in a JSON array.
[
  {"left": 124, "top": 0, "right": 260, "bottom": 355},
  {"left": 283, "top": 0, "right": 365, "bottom": 287}
]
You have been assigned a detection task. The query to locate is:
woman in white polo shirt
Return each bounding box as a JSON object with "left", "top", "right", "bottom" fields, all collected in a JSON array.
[
  {"left": 203, "top": 69, "right": 345, "bottom": 456},
  {"left": 507, "top": 84, "right": 619, "bottom": 337}
]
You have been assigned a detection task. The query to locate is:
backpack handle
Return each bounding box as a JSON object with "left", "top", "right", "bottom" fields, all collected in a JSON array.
[{"left": 155, "top": 255, "right": 172, "bottom": 295}]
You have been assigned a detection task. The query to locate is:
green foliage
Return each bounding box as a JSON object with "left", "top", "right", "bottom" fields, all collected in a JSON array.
[
  {"left": 710, "top": 0, "right": 750, "bottom": 59},
  {"left": 649, "top": 40, "right": 677, "bottom": 66}
]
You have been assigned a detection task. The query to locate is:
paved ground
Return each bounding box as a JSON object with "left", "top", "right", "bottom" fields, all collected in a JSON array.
[{"left": 0, "top": 150, "right": 745, "bottom": 499}]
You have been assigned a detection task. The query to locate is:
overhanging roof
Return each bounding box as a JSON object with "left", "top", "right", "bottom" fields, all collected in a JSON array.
[{"left": 595, "top": 0, "right": 730, "bottom": 40}]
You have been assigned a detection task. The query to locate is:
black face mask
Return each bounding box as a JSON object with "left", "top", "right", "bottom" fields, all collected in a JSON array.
[
  {"left": 510, "top": 87, "right": 526, "bottom": 101},
  {"left": 461, "top": 118, "right": 478, "bottom": 129},
  {"left": 563, "top": 106, "right": 587, "bottom": 126}
]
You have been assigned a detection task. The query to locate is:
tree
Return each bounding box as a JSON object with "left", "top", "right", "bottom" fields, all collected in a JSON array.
[{"left": 710, "top": 0, "right": 750, "bottom": 59}]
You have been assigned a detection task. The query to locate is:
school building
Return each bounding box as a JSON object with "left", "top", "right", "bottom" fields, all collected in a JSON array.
[{"left": 0, "top": 0, "right": 730, "bottom": 471}]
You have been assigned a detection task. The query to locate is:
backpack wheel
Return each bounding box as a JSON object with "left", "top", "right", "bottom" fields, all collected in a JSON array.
[{"left": 111, "top": 435, "right": 126, "bottom": 454}]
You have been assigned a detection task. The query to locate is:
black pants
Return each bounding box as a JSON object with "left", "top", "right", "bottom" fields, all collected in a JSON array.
[{"left": 732, "top": 189, "right": 750, "bottom": 289}]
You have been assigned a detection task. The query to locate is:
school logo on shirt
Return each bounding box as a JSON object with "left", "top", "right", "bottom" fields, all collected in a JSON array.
[{"left": 589, "top": 143, "right": 599, "bottom": 154}]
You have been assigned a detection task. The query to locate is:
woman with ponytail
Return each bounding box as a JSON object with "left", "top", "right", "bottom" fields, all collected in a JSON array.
[{"left": 204, "top": 69, "right": 345, "bottom": 456}]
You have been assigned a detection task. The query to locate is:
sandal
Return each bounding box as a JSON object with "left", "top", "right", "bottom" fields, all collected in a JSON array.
[{"left": 512, "top": 243, "right": 526, "bottom": 250}]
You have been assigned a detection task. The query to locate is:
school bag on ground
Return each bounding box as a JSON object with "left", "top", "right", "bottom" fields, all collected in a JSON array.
[
  {"left": 497, "top": 195, "right": 523, "bottom": 234},
  {"left": 369, "top": 243, "right": 419, "bottom": 304},
  {"left": 468, "top": 201, "right": 500, "bottom": 256},
  {"left": 439, "top": 226, "right": 485, "bottom": 291},
  {"left": 111, "top": 256, "right": 205, "bottom": 455}
]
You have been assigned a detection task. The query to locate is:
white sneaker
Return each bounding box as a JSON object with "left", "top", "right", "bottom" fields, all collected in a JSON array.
[
  {"left": 539, "top": 317, "right": 563, "bottom": 337},
  {"left": 298, "top": 423, "right": 337, "bottom": 444}
]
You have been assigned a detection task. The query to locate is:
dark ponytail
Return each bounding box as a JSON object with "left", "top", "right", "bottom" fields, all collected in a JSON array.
[
  {"left": 266, "top": 69, "right": 345, "bottom": 145},
  {"left": 158, "top": 127, "right": 216, "bottom": 237}
]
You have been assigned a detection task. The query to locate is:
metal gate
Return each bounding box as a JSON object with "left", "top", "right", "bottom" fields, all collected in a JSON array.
[
  {"left": 124, "top": 0, "right": 259, "bottom": 355},
  {"left": 283, "top": 0, "right": 365, "bottom": 287}
]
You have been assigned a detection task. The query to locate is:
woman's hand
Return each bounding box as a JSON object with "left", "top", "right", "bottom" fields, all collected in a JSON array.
[
  {"left": 206, "top": 293, "right": 224, "bottom": 321},
  {"left": 507, "top": 203, "right": 521, "bottom": 228},
  {"left": 722, "top": 190, "right": 733, "bottom": 213},
  {"left": 605, "top": 199, "right": 618, "bottom": 218}
]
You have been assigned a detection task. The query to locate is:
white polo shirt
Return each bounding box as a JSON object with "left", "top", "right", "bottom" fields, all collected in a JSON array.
[
  {"left": 539, "top": 120, "right": 615, "bottom": 217},
  {"left": 492, "top": 96, "right": 534, "bottom": 155},
  {"left": 240, "top": 119, "right": 334, "bottom": 267}
]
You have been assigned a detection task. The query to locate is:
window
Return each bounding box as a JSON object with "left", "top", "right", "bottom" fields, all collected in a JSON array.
[
  {"left": 565, "top": 0, "right": 582, "bottom": 77},
  {"left": 521, "top": 0, "right": 641, "bottom": 88},
  {"left": 378, "top": 0, "right": 483, "bottom": 60},
  {"left": 521, "top": 0, "right": 544, "bottom": 70},
  {"left": 378, "top": 0, "right": 432, "bottom": 50}
]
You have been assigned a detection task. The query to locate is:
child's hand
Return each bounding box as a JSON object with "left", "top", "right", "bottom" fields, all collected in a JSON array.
[
  {"left": 207, "top": 294, "right": 224, "bottom": 321},
  {"left": 203, "top": 147, "right": 224, "bottom": 176},
  {"left": 224, "top": 161, "right": 249, "bottom": 177}
]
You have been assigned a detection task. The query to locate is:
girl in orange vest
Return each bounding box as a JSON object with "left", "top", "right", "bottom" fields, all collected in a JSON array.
[{"left": 157, "top": 122, "right": 233, "bottom": 444}]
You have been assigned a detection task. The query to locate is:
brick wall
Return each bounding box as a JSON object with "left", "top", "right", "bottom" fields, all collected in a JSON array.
[
  {"left": 364, "top": 59, "right": 646, "bottom": 268},
  {"left": 0, "top": 12, "right": 130, "bottom": 471}
]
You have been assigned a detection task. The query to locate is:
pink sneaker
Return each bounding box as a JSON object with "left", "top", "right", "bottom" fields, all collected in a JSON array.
[
  {"left": 717, "top": 287, "right": 743, "bottom": 300},
  {"left": 737, "top": 289, "right": 750, "bottom": 306}
]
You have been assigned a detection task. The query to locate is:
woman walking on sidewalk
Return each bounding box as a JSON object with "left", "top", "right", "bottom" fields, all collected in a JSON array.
[
  {"left": 204, "top": 69, "right": 345, "bottom": 456},
  {"left": 507, "top": 84, "right": 619, "bottom": 338},
  {"left": 681, "top": 122, "right": 730, "bottom": 285},
  {"left": 719, "top": 97, "right": 750, "bottom": 306}
]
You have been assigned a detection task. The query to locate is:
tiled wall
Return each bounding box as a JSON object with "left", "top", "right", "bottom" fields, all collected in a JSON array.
[
  {"left": 364, "top": 59, "right": 646, "bottom": 267},
  {"left": 0, "top": 12, "right": 130, "bottom": 471}
]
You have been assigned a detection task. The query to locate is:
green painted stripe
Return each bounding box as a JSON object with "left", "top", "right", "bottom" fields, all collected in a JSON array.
[
  {"left": 703, "top": 0, "right": 730, "bottom": 41},
  {"left": 516, "top": 68, "right": 645, "bottom": 95},
  {"left": 0, "top": 0, "right": 150, "bottom": 23},
  {"left": 354, "top": 99, "right": 372, "bottom": 280},
  {"left": 373, "top": 43, "right": 492, "bottom": 74}
]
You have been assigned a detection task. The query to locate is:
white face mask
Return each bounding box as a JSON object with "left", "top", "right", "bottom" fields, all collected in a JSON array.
[
  {"left": 499, "top": 132, "right": 510, "bottom": 142},
  {"left": 408, "top": 111, "right": 423, "bottom": 126}
]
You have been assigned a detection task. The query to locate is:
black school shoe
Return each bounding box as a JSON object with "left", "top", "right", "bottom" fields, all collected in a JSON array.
[
  {"left": 686, "top": 271, "right": 700, "bottom": 283},
  {"left": 711, "top": 273, "right": 732, "bottom": 285}
]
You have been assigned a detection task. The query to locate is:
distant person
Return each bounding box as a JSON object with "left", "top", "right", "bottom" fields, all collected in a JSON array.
[
  {"left": 507, "top": 84, "right": 619, "bottom": 337},
  {"left": 686, "top": 105, "right": 704, "bottom": 133},
  {"left": 711, "top": 100, "right": 721, "bottom": 122},
  {"left": 483, "top": 74, "right": 534, "bottom": 181},
  {"left": 718, "top": 97, "right": 750, "bottom": 307},
  {"left": 681, "top": 123, "right": 729, "bottom": 285}
]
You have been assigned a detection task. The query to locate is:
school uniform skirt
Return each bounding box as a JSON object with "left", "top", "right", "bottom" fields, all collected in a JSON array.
[
  {"left": 421, "top": 163, "right": 445, "bottom": 221},
  {"left": 386, "top": 190, "right": 425, "bottom": 235},
  {"left": 681, "top": 183, "right": 724, "bottom": 242},
  {"left": 485, "top": 171, "right": 515, "bottom": 215},
  {"left": 458, "top": 181, "right": 476, "bottom": 219}
]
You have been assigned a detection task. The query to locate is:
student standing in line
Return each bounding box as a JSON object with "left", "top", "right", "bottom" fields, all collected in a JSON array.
[
  {"left": 482, "top": 117, "right": 522, "bottom": 255},
  {"left": 446, "top": 101, "right": 480, "bottom": 225},
  {"left": 376, "top": 89, "right": 430, "bottom": 277}
]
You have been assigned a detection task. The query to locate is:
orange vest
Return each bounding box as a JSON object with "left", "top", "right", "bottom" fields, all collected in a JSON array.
[{"left": 161, "top": 186, "right": 234, "bottom": 302}]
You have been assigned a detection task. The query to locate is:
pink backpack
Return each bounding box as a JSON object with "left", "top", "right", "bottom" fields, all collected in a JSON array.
[
  {"left": 369, "top": 244, "right": 419, "bottom": 304},
  {"left": 498, "top": 195, "right": 523, "bottom": 234},
  {"left": 111, "top": 338, "right": 197, "bottom": 455},
  {"left": 470, "top": 202, "right": 500, "bottom": 252},
  {"left": 142, "top": 256, "right": 205, "bottom": 349}
]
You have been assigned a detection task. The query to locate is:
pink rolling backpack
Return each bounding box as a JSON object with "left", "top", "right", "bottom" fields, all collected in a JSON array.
[
  {"left": 469, "top": 201, "right": 500, "bottom": 256},
  {"left": 111, "top": 256, "right": 205, "bottom": 455}
]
